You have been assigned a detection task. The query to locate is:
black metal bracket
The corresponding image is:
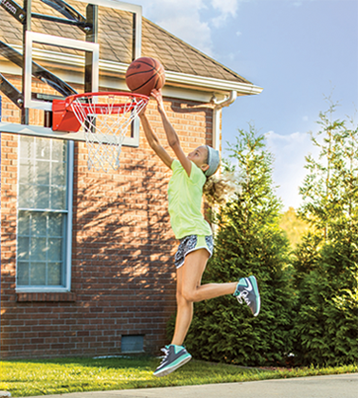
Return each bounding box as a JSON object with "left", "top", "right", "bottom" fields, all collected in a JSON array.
[
  {"left": 0, "top": 0, "right": 26, "bottom": 23},
  {"left": 32, "top": 13, "right": 91, "bottom": 31},
  {"left": 37, "top": 0, "right": 92, "bottom": 33},
  {"left": 0, "top": 73, "right": 24, "bottom": 108},
  {"left": 40, "top": 0, "right": 86, "bottom": 22},
  {"left": 0, "top": 41, "right": 77, "bottom": 97},
  {"left": 0, "top": 0, "right": 92, "bottom": 33}
]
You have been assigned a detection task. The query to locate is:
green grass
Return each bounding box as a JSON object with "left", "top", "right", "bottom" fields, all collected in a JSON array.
[{"left": 0, "top": 356, "right": 357, "bottom": 397}]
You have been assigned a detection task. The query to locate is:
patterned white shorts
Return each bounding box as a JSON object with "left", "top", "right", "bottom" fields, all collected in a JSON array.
[{"left": 175, "top": 235, "right": 214, "bottom": 269}]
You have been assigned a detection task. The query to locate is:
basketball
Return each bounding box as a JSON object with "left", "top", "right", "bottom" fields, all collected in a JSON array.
[{"left": 125, "top": 57, "right": 165, "bottom": 96}]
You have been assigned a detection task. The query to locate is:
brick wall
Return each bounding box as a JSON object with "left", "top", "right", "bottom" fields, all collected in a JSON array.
[{"left": 0, "top": 74, "right": 213, "bottom": 359}]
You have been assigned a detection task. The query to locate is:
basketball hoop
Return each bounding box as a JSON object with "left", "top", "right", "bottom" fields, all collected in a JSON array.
[{"left": 52, "top": 92, "right": 149, "bottom": 172}]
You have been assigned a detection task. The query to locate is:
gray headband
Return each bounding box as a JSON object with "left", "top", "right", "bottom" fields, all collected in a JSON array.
[{"left": 205, "top": 145, "right": 220, "bottom": 177}]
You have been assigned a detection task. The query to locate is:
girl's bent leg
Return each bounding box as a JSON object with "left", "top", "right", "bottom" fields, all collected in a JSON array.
[
  {"left": 180, "top": 250, "right": 237, "bottom": 303},
  {"left": 171, "top": 249, "right": 237, "bottom": 346}
]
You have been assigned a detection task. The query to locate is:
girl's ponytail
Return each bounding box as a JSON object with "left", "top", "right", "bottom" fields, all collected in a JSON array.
[{"left": 203, "top": 171, "right": 240, "bottom": 206}]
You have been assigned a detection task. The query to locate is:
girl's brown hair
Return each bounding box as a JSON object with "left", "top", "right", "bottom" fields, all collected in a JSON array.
[{"left": 203, "top": 171, "right": 240, "bottom": 206}]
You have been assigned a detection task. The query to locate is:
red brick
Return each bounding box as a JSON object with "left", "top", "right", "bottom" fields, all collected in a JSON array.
[{"left": 1, "top": 76, "right": 213, "bottom": 359}]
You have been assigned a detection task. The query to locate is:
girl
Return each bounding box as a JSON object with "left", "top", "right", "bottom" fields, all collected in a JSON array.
[{"left": 139, "top": 89, "right": 260, "bottom": 377}]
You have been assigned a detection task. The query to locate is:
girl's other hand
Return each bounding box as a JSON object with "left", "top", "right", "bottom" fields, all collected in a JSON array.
[
  {"left": 151, "top": 89, "right": 164, "bottom": 111},
  {"left": 138, "top": 103, "right": 148, "bottom": 119}
]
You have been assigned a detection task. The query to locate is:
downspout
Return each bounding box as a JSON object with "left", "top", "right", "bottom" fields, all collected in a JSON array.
[
  {"left": 210, "top": 91, "right": 237, "bottom": 236},
  {"left": 211, "top": 90, "right": 237, "bottom": 154}
]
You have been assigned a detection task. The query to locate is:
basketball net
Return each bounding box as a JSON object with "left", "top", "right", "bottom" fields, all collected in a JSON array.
[{"left": 69, "top": 92, "right": 148, "bottom": 172}]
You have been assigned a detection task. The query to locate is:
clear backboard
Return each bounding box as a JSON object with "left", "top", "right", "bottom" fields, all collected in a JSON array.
[{"left": 0, "top": 0, "right": 142, "bottom": 144}]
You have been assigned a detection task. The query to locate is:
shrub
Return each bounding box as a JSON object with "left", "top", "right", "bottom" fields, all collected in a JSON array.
[
  {"left": 292, "top": 101, "right": 358, "bottom": 366},
  {"left": 182, "top": 127, "right": 295, "bottom": 366}
]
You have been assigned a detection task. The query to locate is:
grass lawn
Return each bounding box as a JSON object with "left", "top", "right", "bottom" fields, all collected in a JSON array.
[{"left": 0, "top": 356, "right": 357, "bottom": 397}]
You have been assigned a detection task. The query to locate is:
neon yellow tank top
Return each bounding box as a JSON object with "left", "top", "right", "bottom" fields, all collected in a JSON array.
[{"left": 168, "top": 159, "right": 212, "bottom": 240}]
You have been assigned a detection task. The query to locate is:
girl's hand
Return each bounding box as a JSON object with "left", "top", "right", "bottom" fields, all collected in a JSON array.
[
  {"left": 151, "top": 89, "right": 165, "bottom": 112},
  {"left": 138, "top": 103, "right": 148, "bottom": 119}
]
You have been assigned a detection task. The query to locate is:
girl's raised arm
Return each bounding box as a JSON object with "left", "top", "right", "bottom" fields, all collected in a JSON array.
[
  {"left": 151, "top": 89, "right": 192, "bottom": 177},
  {"left": 139, "top": 110, "right": 173, "bottom": 169}
]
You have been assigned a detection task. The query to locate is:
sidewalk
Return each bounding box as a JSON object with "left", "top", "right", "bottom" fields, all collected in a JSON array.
[{"left": 24, "top": 373, "right": 358, "bottom": 398}]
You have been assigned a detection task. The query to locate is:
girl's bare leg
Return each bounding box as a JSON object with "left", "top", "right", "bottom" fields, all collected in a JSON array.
[{"left": 171, "top": 249, "right": 237, "bottom": 346}]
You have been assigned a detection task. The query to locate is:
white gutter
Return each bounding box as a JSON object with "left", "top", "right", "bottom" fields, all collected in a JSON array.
[
  {"left": 4, "top": 46, "right": 263, "bottom": 96},
  {"left": 211, "top": 90, "right": 238, "bottom": 152},
  {"left": 165, "top": 70, "right": 262, "bottom": 95}
]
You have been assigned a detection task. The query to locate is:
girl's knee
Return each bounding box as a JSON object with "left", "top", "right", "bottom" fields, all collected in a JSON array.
[
  {"left": 181, "top": 288, "right": 196, "bottom": 303},
  {"left": 176, "top": 290, "right": 185, "bottom": 305},
  {"left": 176, "top": 288, "right": 195, "bottom": 304}
]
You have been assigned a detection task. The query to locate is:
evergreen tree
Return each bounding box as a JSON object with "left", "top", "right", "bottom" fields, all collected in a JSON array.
[
  {"left": 182, "top": 126, "right": 294, "bottom": 366},
  {"left": 279, "top": 207, "right": 309, "bottom": 248},
  {"left": 293, "top": 101, "right": 358, "bottom": 366}
]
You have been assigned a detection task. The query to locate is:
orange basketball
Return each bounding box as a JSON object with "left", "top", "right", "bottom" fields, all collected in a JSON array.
[{"left": 125, "top": 57, "right": 165, "bottom": 96}]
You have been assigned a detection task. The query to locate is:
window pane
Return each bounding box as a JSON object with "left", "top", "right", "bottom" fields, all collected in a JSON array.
[
  {"left": 18, "top": 185, "right": 34, "bottom": 208},
  {"left": 20, "top": 136, "right": 34, "bottom": 159},
  {"left": 48, "top": 213, "right": 63, "bottom": 236},
  {"left": 34, "top": 185, "right": 49, "bottom": 209},
  {"left": 36, "top": 138, "right": 50, "bottom": 159},
  {"left": 18, "top": 237, "right": 30, "bottom": 260},
  {"left": 48, "top": 262, "right": 62, "bottom": 285},
  {"left": 18, "top": 211, "right": 30, "bottom": 235},
  {"left": 17, "top": 262, "right": 30, "bottom": 285},
  {"left": 51, "top": 163, "right": 66, "bottom": 186},
  {"left": 36, "top": 160, "right": 50, "bottom": 185},
  {"left": 19, "top": 160, "right": 35, "bottom": 184},
  {"left": 32, "top": 213, "right": 47, "bottom": 236},
  {"left": 49, "top": 238, "right": 62, "bottom": 262},
  {"left": 52, "top": 140, "right": 66, "bottom": 161},
  {"left": 30, "top": 262, "right": 46, "bottom": 285},
  {"left": 31, "top": 237, "right": 47, "bottom": 261},
  {"left": 51, "top": 186, "right": 66, "bottom": 209}
]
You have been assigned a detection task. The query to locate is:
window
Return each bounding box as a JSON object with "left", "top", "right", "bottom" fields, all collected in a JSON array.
[{"left": 16, "top": 136, "right": 73, "bottom": 291}]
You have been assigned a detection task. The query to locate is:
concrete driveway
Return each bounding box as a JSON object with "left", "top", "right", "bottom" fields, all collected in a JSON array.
[{"left": 22, "top": 373, "right": 358, "bottom": 398}]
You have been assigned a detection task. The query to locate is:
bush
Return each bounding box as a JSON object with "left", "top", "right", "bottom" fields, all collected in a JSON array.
[
  {"left": 179, "top": 127, "right": 295, "bottom": 366},
  {"left": 292, "top": 102, "right": 358, "bottom": 366}
]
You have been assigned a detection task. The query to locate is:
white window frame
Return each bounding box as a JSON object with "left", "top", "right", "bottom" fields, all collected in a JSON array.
[{"left": 16, "top": 139, "right": 74, "bottom": 293}]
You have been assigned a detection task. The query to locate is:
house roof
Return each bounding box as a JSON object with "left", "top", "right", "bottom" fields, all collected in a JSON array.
[
  {"left": 141, "top": 19, "right": 251, "bottom": 84},
  {"left": 0, "top": 0, "right": 256, "bottom": 88}
]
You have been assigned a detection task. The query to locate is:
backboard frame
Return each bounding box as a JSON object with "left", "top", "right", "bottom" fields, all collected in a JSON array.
[
  {"left": 0, "top": 0, "right": 143, "bottom": 146},
  {"left": 24, "top": 31, "right": 100, "bottom": 111}
]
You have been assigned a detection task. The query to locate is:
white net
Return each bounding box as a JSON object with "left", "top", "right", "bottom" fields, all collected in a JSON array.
[{"left": 69, "top": 93, "right": 148, "bottom": 172}]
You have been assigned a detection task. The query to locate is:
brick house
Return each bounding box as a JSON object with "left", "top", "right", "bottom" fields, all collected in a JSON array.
[{"left": 0, "top": 0, "right": 262, "bottom": 358}]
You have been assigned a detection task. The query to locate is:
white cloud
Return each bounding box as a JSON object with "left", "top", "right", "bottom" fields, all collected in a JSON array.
[
  {"left": 265, "top": 131, "right": 320, "bottom": 209},
  {"left": 127, "top": 0, "right": 212, "bottom": 54},
  {"left": 156, "top": 14, "right": 213, "bottom": 55},
  {"left": 286, "top": 0, "right": 319, "bottom": 7},
  {"left": 211, "top": 0, "right": 252, "bottom": 28},
  {"left": 211, "top": 0, "right": 239, "bottom": 17},
  {"left": 124, "top": 0, "right": 245, "bottom": 55},
  {"left": 211, "top": 0, "right": 239, "bottom": 27}
]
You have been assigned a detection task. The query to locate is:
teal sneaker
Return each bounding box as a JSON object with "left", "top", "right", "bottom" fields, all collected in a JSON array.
[
  {"left": 234, "top": 275, "right": 261, "bottom": 316},
  {"left": 154, "top": 344, "right": 192, "bottom": 377}
]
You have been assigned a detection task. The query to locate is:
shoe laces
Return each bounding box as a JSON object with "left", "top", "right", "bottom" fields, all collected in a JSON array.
[
  {"left": 159, "top": 346, "right": 170, "bottom": 363},
  {"left": 237, "top": 290, "right": 251, "bottom": 305}
]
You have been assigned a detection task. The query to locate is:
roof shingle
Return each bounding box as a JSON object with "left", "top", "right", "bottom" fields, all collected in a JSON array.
[{"left": 0, "top": 0, "right": 251, "bottom": 84}]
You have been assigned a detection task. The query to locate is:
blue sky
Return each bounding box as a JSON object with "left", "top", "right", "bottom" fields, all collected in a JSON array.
[{"left": 126, "top": 0, "right": 358, "bottom": 209}]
